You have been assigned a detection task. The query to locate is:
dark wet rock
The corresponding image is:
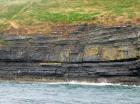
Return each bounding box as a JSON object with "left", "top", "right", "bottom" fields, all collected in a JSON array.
[{"left": 0, "top": 25, "right": 140, "bottom": 84}]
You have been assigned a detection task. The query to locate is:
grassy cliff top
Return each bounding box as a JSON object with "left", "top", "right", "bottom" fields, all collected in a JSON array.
[{"left": 0, "top": 0, "right": 140, "bottom": 34}]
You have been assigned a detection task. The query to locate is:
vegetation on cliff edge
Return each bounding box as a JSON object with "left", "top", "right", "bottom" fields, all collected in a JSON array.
[{"left": 0, "top": 0, "right": 140, "bottom": 34}]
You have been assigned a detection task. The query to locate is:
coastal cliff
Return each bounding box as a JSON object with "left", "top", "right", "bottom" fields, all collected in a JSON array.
[{"left": 0, "top": 25, "right": 140, "bottom": 84}]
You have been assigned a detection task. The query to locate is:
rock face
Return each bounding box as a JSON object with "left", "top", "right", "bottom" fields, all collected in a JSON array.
[{"left": 0, "top": 25, "right": 140, "bottom": 84}]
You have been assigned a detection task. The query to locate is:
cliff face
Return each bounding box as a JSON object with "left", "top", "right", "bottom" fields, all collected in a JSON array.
[{"left": 0, "top": 25, "right": 140, "bottom": 84}]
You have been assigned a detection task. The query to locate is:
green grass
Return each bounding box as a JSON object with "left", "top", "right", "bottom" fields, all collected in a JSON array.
[
  {"left": 0, "top": 0, "right": 139, "bottom": 31},
  {"left": 35, "top": 12, "right": 99, "bottom": 23}
]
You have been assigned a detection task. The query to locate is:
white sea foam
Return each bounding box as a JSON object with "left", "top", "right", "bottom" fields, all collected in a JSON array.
[
  {"left": 46, "top": 81, "right": 121, "bottom": 86},
  {"left": 45, "top": 81, "right": 140, "bottom": 87},
  {"left": 1, "top": 80, "right": 140, "bottom": 87}
]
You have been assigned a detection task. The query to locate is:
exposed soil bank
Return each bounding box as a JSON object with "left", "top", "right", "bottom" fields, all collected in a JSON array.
[{"left": 0, "top": 24, "right": 140, "bottom": 84}]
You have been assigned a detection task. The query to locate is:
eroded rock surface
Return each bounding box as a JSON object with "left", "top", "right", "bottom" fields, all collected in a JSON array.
[{"left": 0, "top": 25, "right": 140, "bottom": 84}]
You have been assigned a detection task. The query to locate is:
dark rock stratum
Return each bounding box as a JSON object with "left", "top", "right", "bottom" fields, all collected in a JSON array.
[{"left": 0, "top": 25, "right": 140, "bottom": 84}]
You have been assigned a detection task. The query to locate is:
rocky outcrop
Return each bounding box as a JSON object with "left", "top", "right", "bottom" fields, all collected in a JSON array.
[{"left": 0, "top": 25, "right": 140, "bottom": 84}]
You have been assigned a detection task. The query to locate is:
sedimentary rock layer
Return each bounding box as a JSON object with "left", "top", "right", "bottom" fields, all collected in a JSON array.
[{"left": 0, "top": 25, "right": 140, "bottom": 84}]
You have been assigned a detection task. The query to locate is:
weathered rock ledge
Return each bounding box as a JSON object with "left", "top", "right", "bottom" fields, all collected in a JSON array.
[{"left": 0, "top": 25, "right": 140, "bottom": 84}]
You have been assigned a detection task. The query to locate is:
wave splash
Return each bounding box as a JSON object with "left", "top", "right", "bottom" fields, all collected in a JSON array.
[
  {"left": 46, "top": 81, "right": 140, "bottom": 87},
  {"left": 1, "top": 80, "right": 140, "bottom": 87}
]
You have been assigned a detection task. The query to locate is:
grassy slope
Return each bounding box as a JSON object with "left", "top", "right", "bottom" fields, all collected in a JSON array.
[{"left": 0, "top": 0, "right": 140, "bottom": 33}]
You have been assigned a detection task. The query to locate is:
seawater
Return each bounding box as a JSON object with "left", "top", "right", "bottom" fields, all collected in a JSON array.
[{"left": 0, "top": 81, "right": 140, "bottom": 104}]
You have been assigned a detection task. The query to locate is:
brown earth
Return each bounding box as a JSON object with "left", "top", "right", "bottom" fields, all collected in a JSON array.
[{"left": 3, "top": 18, "right": 140, "bottom": 36}]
